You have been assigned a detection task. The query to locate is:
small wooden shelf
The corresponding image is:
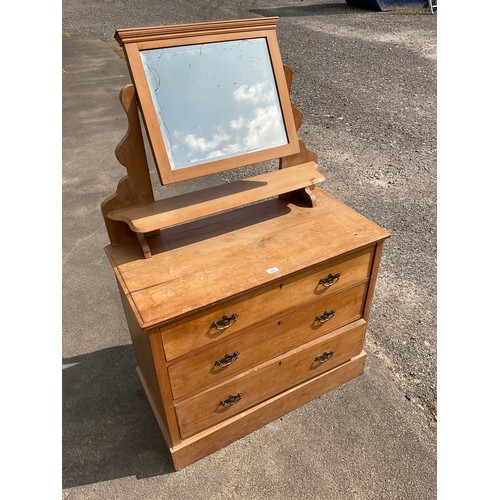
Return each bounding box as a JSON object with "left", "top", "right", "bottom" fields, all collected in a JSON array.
[{"left": 107, "top": 161, "right": 324, "bottom": 247}]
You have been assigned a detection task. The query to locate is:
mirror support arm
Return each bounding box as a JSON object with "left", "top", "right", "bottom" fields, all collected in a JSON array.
[
  {"left": 279, "top": 64, "right": 319, "bottom": 207},
  {"left": 101, "top": 84, "right": 155, "bottom": 248}
]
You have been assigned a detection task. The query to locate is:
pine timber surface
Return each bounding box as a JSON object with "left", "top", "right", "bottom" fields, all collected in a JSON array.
[
  {"left": 150, "top": 351, "right": 367, "bottom": 470},
  {"left": 167, "top": 287, "right": 368, "bottom": 400},
  {"left": 105, "top": 189, "right": 390, "bottom": 329},
  {"left": 115, "top": 18, "right": 281, "bottom": 46},
  {"left": 161, "top": 247, "right": 373, "bottom": 361},
  {"left": 175, "top": 321, "right": 366, "bottom": 437},
  {"left": 107, "top": 162, "right": 324, "bottom": 233},
  {"left": 116, "top": 18, "right": 300, "bottom": 186}
]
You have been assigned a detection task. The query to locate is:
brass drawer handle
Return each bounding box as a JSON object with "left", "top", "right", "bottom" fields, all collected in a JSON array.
[
  {"left": 315, "top": 309, "right": 335, "bottom": 323},
  {"left": 319, "top": 272, "right": 340, "bottom": 288},
  {"left": 214, "top": 351, "right": 240, "bottom": 367},
  {"left": 219, "top": 392, "right": 242, "bottom": 407},
  {"left": 315, "top": 351, "right": 334, "bottom": 363},
  {"left": 211, "top": 313, "right": 238, "bottom": 331}
]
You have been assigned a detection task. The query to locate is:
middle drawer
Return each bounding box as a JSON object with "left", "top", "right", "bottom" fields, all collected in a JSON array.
[{"left": 168, "top": 282, "right": 368, "bottom": 400}]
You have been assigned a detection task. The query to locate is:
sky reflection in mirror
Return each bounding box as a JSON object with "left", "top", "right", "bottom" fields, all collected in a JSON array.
[{"left": 140, "top": 38, "right": 288, "bottom": 170}]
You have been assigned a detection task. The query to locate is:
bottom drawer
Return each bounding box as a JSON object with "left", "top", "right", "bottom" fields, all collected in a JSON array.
[
  {"left": 169, "top": 351, "right": 367, "bottom": 470},
  {"left": 175, "top": 319, "right": 366, "bottom": 438}
]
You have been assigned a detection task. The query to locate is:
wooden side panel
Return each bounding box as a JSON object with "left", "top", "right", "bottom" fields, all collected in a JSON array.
[
  {"left": 119, "top": 286, "right": 167, "bottom": 430},
  {"left": 279, "top": 64, "right": 318, "bottom": 168},
  {"left": 170, "top": 351, "right": 367, "bottom": 470},
  {"left": 279, "top": 64, "right": 319, "bottom": 206},
  {"left": 148, "top": 333, "right": 182, "bottom": 445},
  {"left": 363, "top": 240, "right": 385, "bottom": 323},
  {"left": 101, "top": 84, "right": 154, "bottom": 245},
  {"left": 136, "top": 366, "right": 172, "bottom": 450},
  {"left": 118, "top": 286, "right": 181, "bottom": 446},
  {"left": 175, "top": 324, "right": 366, "bottom": 438}
]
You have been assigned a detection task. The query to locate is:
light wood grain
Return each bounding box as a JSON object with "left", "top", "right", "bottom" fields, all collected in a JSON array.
[
  {"left": 106, "top": 190, "right": 390, "bottom": 328},
  {"left": 169, "top": 303, "right": 367, "bottom": 400},
  {"left": 102, "top": 18, "right": 391, "bottom": 470},
  {"left": 115, "top": 17, "right": 280, "bottom": 45},
  {"left": 160, "top": 247, "right": 373, "bottom": 360},
  {"left": 118, "top": 286, "right": 181, "bottom": 445},
  {"left": 282, "top": 64, "right": 303, "bottom": 130},
  {"left": 136, "top": 232, "right": 151, "bottom": 259},
  {"left": 123, "top": 43, "right": 175, "bottom": 185},
  {"left": 101, "top": 84, "right": 154, "bottom": 245},
  {"left": 278, "top": 64, "right": 319, "bottom": 206},
  {"left": 175, "top": 323, "right": 366, "bottom": 438},
  {"left": 119, "top": 287, "right": 168, "bottom": 437},
  {"left": 118, "top": 21, "right": 300, "bottom": 185},
  {"left": 107, "top": 162, "right": 325, "bottom": 233},
  {"left": 136, "top": 366, "right": 173, "bottom": 450},
  {"left": 148, "top": 331, "right": 182, "bottom": 445},
  {"left": 158, "top": 352, "right": 366, "bottom": 470},
  {"left": 279, "top": 65, "right": 317, "bottom": 169},
  {"left": 363, "top": 240, "right": 385, "bottom": 323}
]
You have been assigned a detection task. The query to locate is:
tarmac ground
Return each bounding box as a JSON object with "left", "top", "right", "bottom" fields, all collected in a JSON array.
[{"left": 62, "top": 2, "right": 437, "bottom": 498}]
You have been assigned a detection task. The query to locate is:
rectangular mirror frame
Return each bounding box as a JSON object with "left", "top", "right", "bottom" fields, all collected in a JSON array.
[{"left": 116, "top": 18, "right": 300, "bottom": 185}]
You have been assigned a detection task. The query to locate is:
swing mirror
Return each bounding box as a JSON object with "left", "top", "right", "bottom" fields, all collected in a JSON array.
[{"left": 116, "top": 18, "right": 300, "bottom": 185}]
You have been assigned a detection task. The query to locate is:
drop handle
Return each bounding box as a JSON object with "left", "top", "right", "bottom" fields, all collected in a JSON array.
[
  {"left": 211, "top": 313, "right": 238, "bottom": 331},
  {"left": 315, "top": 351, "right": 334, "bottom": 363},
  {"left": 318, "top": 272, "right": 340, "bottom": 288},
  {"left": 315, "top": 309, "right": 335, "bottom": 323},
  {"left": 214, "top": 351, "right": 240, "bottom": 368},
  {"left": 219, "top": 393, "right": 242, "bottom": 407}
]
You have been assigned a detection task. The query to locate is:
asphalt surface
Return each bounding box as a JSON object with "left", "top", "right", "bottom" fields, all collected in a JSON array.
[{"left": 63, "top": 1, "right": 437, "bottom": 498}]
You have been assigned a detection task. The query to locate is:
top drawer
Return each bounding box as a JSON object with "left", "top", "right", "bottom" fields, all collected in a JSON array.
[{"left": 161, "top": 246, "right": 374, "bottom": 360}]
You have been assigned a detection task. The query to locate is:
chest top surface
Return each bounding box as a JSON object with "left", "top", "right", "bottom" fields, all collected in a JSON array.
[{"left": 105, "top": 189, "right": 390, "bottom": 329}]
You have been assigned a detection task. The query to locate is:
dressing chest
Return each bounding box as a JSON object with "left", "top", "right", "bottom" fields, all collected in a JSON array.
[{"left": 102, "top": 17, "right": 390, "bottom": 470}]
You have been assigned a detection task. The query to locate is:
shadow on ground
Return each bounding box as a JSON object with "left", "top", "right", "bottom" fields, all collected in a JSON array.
[
  {"left": 250, "top": 3, "right": 357, "bottom": 17},
  {"left": 62, "top": 345, "right": 174, "bottom": 488}
]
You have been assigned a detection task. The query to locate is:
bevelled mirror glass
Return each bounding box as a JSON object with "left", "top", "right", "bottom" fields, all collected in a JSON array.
[{"left": 140, "top": 38, "right": 288, "bottom": 171}]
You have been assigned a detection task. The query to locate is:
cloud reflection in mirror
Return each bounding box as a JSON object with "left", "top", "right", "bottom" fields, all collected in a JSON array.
[{"left": 140, "top": 38, "right": 288, "bottom": 170}]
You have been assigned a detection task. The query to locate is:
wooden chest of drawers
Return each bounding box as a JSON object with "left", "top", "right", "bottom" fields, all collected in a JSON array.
[{"left": 105, "top": 189, "right": 390, "bottom": 470}]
